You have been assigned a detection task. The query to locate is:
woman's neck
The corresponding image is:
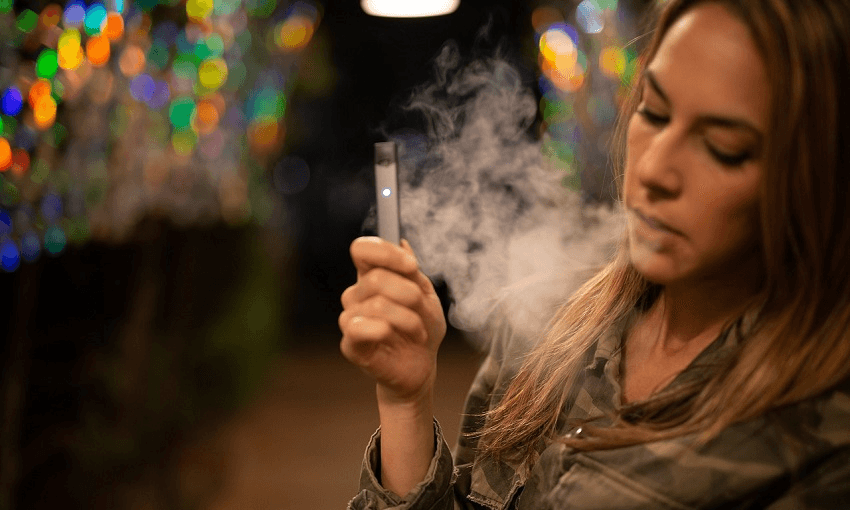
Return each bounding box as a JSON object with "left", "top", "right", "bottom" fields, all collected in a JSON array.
[
  {"left": 621, "top": 276, "right": 760, "bottom": 403},
  {"left": 655, "top": 276, "right": 758, "bottom": 353}
]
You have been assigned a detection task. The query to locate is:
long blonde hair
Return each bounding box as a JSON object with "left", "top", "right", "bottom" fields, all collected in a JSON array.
[{"left": 477, "top": 0, "right": 850, "bottom": 466}]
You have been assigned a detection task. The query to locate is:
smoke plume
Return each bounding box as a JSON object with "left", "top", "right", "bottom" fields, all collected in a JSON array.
[{"left": 385, "top": 45, "right": 624, "bottom": 347}]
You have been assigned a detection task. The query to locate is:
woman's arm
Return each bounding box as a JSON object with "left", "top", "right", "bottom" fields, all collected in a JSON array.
[{"left": 339, "top": 237, "right": 447, "bottom": 497}]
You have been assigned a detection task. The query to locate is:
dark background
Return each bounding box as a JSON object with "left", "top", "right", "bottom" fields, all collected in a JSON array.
[{"left": 286, "top": 0, "right": 537, "bottom": 335}]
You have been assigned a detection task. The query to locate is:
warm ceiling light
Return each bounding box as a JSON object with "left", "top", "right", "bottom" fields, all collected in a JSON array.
[{"left": 361, "top": 0, "right": 460, "bottom": 17}]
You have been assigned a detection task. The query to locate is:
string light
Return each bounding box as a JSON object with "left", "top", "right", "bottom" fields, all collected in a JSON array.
[
  {"left": 0, "top": 0, "right": 325, "bottom": 271},
  {"left": 534, "top": 3, "right": 639, "bottom": 191}
]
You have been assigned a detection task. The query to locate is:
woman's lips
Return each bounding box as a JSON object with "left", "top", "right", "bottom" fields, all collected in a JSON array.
[{"left": 630, "top": 208, "right": 681, "bottom": 236}]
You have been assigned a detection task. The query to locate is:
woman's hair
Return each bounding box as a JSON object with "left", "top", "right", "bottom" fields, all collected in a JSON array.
[{"left": 477, "top": 0, "right": 850, "bottom": 466}]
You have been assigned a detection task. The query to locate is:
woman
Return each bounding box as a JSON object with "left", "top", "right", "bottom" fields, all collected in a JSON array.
[{"left": 339, "top": 0, "right": 850, "bottom": 507}]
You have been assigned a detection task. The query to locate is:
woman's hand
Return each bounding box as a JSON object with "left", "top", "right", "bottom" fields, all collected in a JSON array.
[{"left": 339, "top": 237, "right": 447, "bottom": 406}]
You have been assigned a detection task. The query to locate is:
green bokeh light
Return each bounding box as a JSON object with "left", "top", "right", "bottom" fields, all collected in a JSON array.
[
  {"left": 36, "top": 49, "right": 59, "bottom": 79},
  {"left": 0, "top": 116, "right": 13, "bottom": 138},
  {"left": 148, "top": 42, "right": 170, "bottom": 70},
  {"left": 172, "top": 54, "right": 199, "bottom": 80},
  {"left": 16, "top": 9, "right": 37, "bottom": 32},
  {"left": 247, "top": 88, "right": 286, "bottom": 121},
  {"left": 206, "top": 34, "right": 225, "bottom": 57},
  {"left": 169, "top": 97, "right": 196, "bottom": 128},
  {"left": 44, "top": 225, "right": 67, "bottom": 256},
  {"left": 135, "top": 0, "right": 159, "bottom": 12},
  {"left": 245, "top": 0, "right": 274, "bottom": 17}
]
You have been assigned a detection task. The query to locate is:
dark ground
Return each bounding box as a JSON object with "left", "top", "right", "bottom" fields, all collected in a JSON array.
[{"left": 177, "top": 329, "right": 481, "bottom": 510}]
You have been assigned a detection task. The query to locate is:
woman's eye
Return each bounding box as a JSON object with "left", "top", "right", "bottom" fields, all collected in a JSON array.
[
  {"left": 637, "top": 107, "right": 669, "bottom": 126},
  {"left": 707, "top": 145, "right": 752, "bottom": 167}
]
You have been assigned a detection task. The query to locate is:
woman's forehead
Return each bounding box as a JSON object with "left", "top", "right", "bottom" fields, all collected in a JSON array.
[{"left": 649, "top": 3, "right": 771, "bottom": 132}]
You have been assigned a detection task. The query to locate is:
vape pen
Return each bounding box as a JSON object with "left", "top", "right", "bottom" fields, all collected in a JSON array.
[{"left": 374, "top": 141, "right": 400, "bottom": 245}]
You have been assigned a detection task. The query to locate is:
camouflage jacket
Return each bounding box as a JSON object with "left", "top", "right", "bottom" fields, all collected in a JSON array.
[{"left": 348, "top": 312, "right": 850, "bottom": 509}]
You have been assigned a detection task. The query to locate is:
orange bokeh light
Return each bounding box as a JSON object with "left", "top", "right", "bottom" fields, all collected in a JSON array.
[
  {"left": 11, "top": 149, "right": 30, "bottom": 176},
  {"left": 248, "top": 119, "right": 281, "bottom": 152},
  {"left": 194, "top": 100, "right": 220, "bottom": 134},
  {"left": 104, "top": 13, "right": 125, "bottom": 41},
  {"left": 531, "top": 6, "right": 564, "bottom": 33},
  {"left": 119, "top": 45, "right": 146, "bottom": 76},
  {"left": 39, "top": 4, "right": 63, "bottom": 28},
  {"left": 86, "top": 35, "right": 111, "bottom": 67},
  {"left": 28, "top": 79, "right": 52, "bottom": 108},
  {"left": 34, "top": 96, "right": 58, "bottom": 130},
  {"left": 0, "top": 139, "right": 11, "bottom": 172}
]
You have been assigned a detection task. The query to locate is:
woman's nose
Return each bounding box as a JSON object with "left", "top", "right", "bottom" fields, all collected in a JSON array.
[{"left": 635, "top": 129, "right": 684, "bottom": 200}]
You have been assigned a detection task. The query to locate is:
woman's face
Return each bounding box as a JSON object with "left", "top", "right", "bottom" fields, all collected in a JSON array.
[{"left": 624, "top": 2, "right": 770, "bottom": 288}]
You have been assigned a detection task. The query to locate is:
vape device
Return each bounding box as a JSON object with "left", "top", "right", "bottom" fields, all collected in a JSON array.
[{"left": 374, "top": 141, "right": 400, "bottom": 245}]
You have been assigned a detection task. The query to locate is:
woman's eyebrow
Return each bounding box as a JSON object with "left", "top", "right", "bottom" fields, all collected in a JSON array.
[
  {"left": 644, "top": 68, "right": 764, "bottom": 139},
  {"left": 643, "top": 69, "right": 670, "bottom": 105}
]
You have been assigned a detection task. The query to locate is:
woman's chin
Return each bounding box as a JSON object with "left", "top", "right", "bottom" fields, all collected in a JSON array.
[{"left": 629, "top": 243, "right": 681, "bottom": 285}]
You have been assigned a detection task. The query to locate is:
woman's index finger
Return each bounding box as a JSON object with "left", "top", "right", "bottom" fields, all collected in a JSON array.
[{"left": 350, "top": 236, "right": 419, "bottom": 277}]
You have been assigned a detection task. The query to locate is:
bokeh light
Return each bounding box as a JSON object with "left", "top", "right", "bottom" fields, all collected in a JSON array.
[
  {"left": 0, "top": 0, "right": 325, "bottom": 270},
  {"left": 277, "top": 15, "right": 315, "bottom": 51},
  {"left": 0, "top": 210, "right": 11, "bottom": 236},
  {"left": 531, "top": 5, "right": 564, "bottom": 33},
  {"left": 33, "top": 95, "right": 58, "bottom": 130},
  {"left": 194, "top": 98, "right": 220, "bottom": 133},
  {"left": 0, "top": 139, "right": 11, "bottom": 171},
  {"left": 599, "top": 45, "right": 626, "bottom": 79},
  {"left": 84, "top": 3, "right": 108, "bottom": 35},
  {"left": 104, "top": 12, "right": 124, "bottom": 40},
  {"left": 169, "top": 96, "right": 196, "bottom": 129},
  {"left": 535, "top": 2, "right": 636, "bottom": 190},
  {"left": 11, "top": 149, "right": 30, "bottom": 176},
  {"left": 186, "top": 0, "right": 215, "bottom": 20},
  {"left": 130, "top": 74, "right": 156, "bottom": 102},
  {"left": 63, "top": 1, "right": 86, "bottom": 28},
  {"left": 539, "top": 24, "right": 585, "bottom": 93},
  {"left": 44, "top": 225, "right": 66, "bottom": 256},
  {"left": 1, "top": 238, "right": 20, "bottom": 272},
  {"left": 21, "top": 231, "right": 41, "bottom": 262},
  {"left": 1, "top": 88, "right": 24, "bottom": 116},
  {"left": 28, "top": 80, "right": 52, "bottom": 108},
  {"left": 39, "top": 4, "right": 62, "bottom": 27},
  {"left": 119, "top": 45, "right": 146, "bottom": 76},
  {"left": 576, "top": 0, "right": 604, "bottom": 34},
  {"left": 86, "top": 34, "right": 111, "bottom": 66},
  {"left": 58, "top": 29, "right": 85, "bottom": 70},
  {"left": 16, "top": 9, "right": 37, "bottom": 32},
  {"left": 36, "top": 50, "right": 60, "bottom": 79},
  {"left": 198, "top": 58, "right": 228, "bottom": 90},
  {"left": 41, "top": 193, "right": 63, "bottom": 222}
]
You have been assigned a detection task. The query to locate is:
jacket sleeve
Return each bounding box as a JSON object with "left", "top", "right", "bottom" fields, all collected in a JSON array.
[
  {"left": 347, "top": 316, "right": 523, "bottom": 510},
  {"left": 346, "top": 420, "right": 459, "bottom": 510}
]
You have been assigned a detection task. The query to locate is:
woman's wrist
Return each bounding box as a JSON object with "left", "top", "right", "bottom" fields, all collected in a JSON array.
[{"left": 375, "top": 383, "right": 437, "bottom": 497}]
